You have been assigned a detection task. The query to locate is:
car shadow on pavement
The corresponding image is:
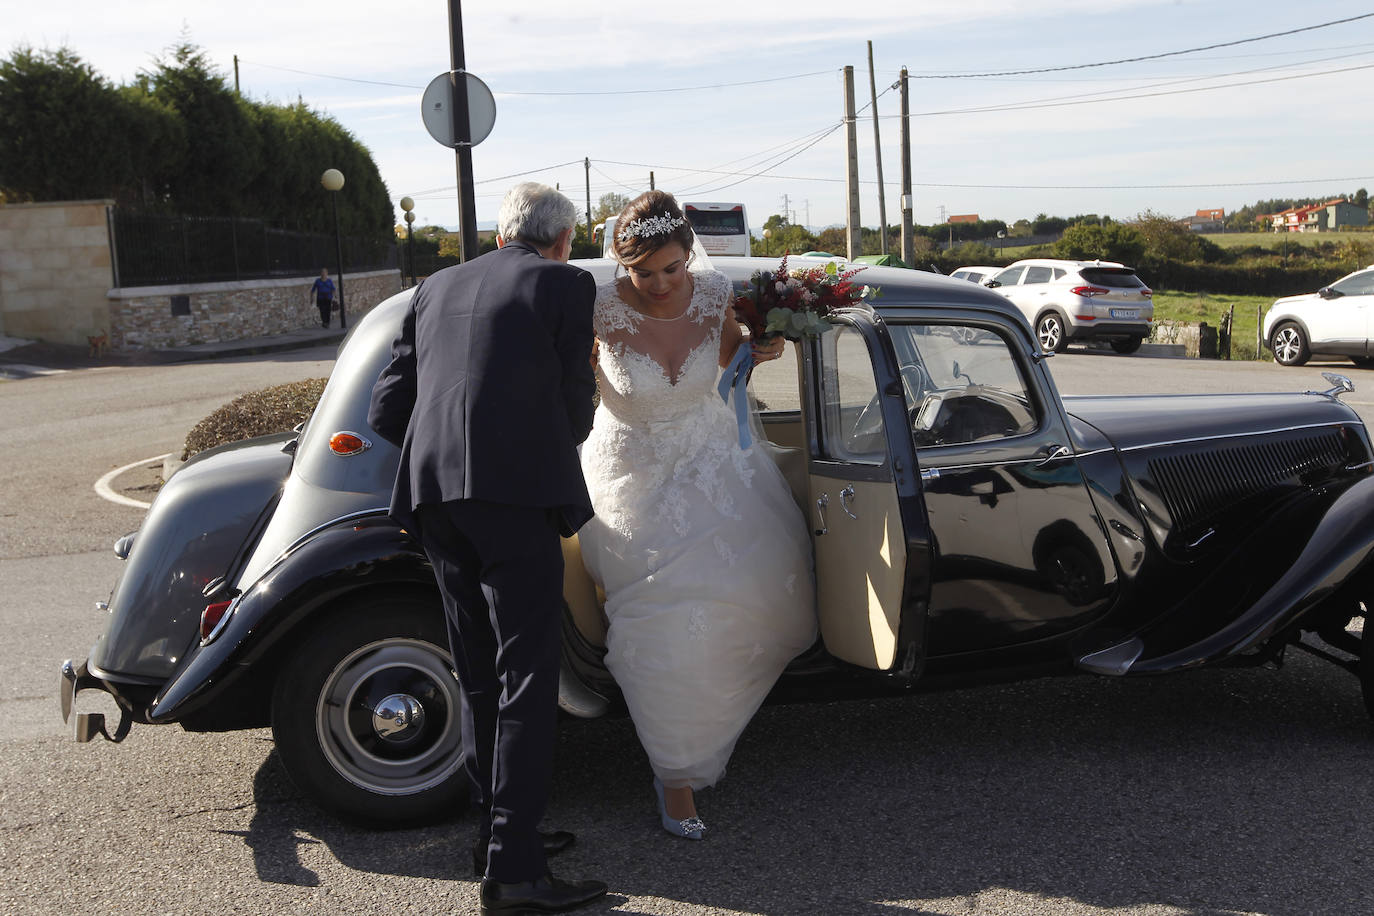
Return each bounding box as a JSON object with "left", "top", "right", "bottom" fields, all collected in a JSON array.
[{"left": 224, "top": 654, "right": 1371, "bottom": 913}]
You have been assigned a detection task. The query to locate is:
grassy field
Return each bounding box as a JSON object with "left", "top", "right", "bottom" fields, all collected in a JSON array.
[
  {"left": 1205, "top": 230, "right": 1373, "bottom": 249},
  {"left": 1151, "top": 290, "right": 1273, "bottom": 360}
]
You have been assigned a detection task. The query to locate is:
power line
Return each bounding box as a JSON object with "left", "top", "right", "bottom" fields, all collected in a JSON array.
[
  {"left": 906, "top": 12, "right": 1374, "bottom": 78},
  {"left": 497, "top": 69, "right": 836, "bottom": 96},
  {"left": 886, "top": 61, "right": 1374, "bottom": 118},
  {"left": 236, "top": 59, "right": 424, "bottom": 89}
]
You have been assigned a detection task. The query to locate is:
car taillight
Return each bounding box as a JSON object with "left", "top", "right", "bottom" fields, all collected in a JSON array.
[
  {"left": 1140, "top": 288, "right": 1153, "bottom": 298},
  {"left": 200, "top": 600, "right": 233, "bottom": 642},
  {"left": 1071, "top": 285, "right": 1111, "bottom": 298}
]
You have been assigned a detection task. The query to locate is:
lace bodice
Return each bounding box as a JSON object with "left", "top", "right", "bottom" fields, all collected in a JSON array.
[
  {"left": 593, "top": 268, "right": 732, "bottom": 425},
  {"left": 585, "top": 267, "right": 752, "bottom": 538}
]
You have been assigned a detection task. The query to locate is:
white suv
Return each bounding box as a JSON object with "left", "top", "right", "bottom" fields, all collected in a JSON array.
[
  {"left": 1263, "top": 266, "right": 1374, "bottom": 367},
  {"left": 986, "top": 259, "right": 1154, "bottom": 354}
]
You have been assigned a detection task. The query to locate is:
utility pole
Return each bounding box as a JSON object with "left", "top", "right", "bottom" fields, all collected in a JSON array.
[
  {"left": 867, "top": 42, "right": 888, "bottom": 254},
  {"left": 843, "top": 66, "right": 861, "bottom": 260},
  {"left": 898, "top": 67, "right": 914, "bottom": 267},
  {"left": 233, "top": 55, "right": 240, "bottom": 95},
  {"left": 584, "top": 157, "right": 592, "bottom": 242},
  {"left": 650, "top": 171, "right": 655, "bottom": 191},
  {"left": 447, "top": 0, "right": 479, "bottom": 262},
  {"left": 781, "top": 193, "right": 792, "bottom": 223},
  {"left": 803, "top": 199, "right": 811, "bottom": 231}
]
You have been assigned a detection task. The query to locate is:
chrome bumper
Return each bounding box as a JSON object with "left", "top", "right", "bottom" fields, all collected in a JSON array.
[{"left": 59, "top": 658, "right": 131, "bottom": 743}]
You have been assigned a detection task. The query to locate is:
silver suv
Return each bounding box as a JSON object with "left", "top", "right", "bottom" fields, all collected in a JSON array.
[{"left": 986, "top": 258, "right": 1153, "bottom": 354}]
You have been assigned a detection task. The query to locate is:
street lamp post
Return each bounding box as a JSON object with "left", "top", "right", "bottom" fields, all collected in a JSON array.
[
  {"left": 400, "top": 196, "right": 417, "bottom": 288},
  {"left": 762, "top": 228, "right": 773, "bottom": 257},
  {"left": 321, "top": 168, "right": 347, "bottom": 329}
]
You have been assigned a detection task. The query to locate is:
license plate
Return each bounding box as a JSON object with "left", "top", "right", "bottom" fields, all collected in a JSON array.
[{"left": 1110, "top": 309, "right": 1139, "bottom": 319}]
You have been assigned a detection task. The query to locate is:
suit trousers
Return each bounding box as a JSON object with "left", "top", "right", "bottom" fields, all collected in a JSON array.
[{"left": 413, "top": 500, "right": 564, "bottom": 882}]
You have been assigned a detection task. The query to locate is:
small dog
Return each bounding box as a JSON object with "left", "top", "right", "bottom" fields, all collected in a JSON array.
[{"left": 88, "top": 330, "right": 108, "bottom": 358}]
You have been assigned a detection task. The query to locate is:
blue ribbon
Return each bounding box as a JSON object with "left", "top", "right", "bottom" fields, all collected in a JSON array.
[{"left": 718, "top": 344, "right": 755, "bottom": 450}]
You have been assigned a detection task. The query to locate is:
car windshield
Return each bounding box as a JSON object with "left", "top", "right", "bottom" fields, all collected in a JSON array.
[
  {"left": 1079, "top": 267, "right": 1143, "bottom": 288},
  {"left": 1331, "top": 270, "right": 1374, "bottom": 296}
]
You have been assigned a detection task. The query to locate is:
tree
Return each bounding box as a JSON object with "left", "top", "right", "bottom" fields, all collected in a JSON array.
[
  {"left": 1053, "top": 222, "right": 1145, "bottom": 263},
  {"left": 593, "top": 192, "right": 630, "bottom": 222},
  {"left": 1130, "top": 210, "right": 1223, "bottom": 263},
  {"left": 0, "top": 46, "right": 179, "bottom": 205}
]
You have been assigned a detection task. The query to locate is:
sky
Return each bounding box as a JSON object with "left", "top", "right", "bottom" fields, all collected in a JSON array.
[{"left": 7, "top": 0, "right": 1374, "bottom": 234}]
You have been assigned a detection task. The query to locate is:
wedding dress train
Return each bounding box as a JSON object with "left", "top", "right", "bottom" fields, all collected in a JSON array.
[{"left": 578, "top": 267, "right": 816, "bottom": 789}]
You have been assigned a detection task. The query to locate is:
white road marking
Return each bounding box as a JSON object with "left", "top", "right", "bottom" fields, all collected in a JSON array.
[
  {"left": 94, "top": 453, "right": 171, "bottom": 509},
  {"left": 0, "top": 363, "right": 67, "bottom": 380}
]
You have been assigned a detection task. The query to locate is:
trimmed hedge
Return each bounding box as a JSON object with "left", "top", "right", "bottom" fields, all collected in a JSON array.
[
  {"left": 1135, "top": 258, "right": 1340, "bottom": 297},
  {"left": 182, "top": 378, "right": 328, "bottom": 460}
]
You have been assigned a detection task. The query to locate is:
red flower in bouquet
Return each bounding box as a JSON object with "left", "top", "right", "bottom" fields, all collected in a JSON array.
[{"left": 732, "top": 253, "right": 879, "bottom": 341}]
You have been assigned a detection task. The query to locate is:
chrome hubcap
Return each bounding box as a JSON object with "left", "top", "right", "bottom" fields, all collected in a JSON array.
[
  {"left": 372, "top": 693, "right": 426, "bottom": 741},
  {"left": 316, "top": 638, "right": 462, "bottom": 796}
]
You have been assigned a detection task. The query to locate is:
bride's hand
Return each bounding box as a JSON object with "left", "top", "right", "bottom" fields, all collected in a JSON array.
[
  {"left": 590, "top": 337, "right": 600, "bottom": 370},
  {"left": 751, "top": 336, "right": 784, "bottom": 362}
]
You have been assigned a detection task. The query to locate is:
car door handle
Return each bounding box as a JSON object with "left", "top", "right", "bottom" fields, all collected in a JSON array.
[
  {"left": 814, "top": 494, "right": 829, "bottom": 536},
  {"left": 840, "top": 485, "right": 857, "bottom": 519},
  {"left": 1036, "top": 444, "right": 1072, "bottom": 466}
]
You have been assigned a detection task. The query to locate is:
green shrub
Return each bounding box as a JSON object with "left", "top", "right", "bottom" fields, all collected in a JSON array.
[{"left": 182, "top": 377, "right": 328, "bottom": 459}]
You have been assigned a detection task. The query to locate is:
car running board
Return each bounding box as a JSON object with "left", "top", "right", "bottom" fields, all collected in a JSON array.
[{"left": 1076, "top": 637, "right": 1145, "bottom": 676}]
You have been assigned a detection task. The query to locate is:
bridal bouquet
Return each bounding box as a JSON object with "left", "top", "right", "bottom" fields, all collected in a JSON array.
[{"left": 732, "top": 254, "right": 879, "bottom": 341}]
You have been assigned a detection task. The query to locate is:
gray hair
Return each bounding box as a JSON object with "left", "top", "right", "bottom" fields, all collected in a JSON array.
[{"left": 497, "top": 182, "right": 579, "bottom": 247}]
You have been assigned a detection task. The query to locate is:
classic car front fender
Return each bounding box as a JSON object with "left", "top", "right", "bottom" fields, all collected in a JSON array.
[
  {"left": 147, "top": 515, "right": 435, "bottom": 723},
  {"left": 1084, "top": 474, "right": 1374, "bottom": 675}
]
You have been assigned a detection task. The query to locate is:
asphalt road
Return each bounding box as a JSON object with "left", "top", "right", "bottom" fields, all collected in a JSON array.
[{"left": 2, "top": 345, "right": 1372, "bottom": 916}]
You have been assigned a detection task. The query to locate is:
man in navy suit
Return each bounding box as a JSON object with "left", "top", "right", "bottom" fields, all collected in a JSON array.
[{"left": 368, "top": 183, "right": 605, "bottom": 914}]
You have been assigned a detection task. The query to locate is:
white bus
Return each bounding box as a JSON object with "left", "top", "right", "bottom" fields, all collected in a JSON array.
[
  {"left": 683, "top": 202, "right": 750, "bottom": 257},
  {"left": 594, "top": 202, "right": 751, "bottom": 258}
]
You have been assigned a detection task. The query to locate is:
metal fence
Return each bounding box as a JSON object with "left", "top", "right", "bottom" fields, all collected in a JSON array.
[{"left": 111, "top": 210, "right": 398, "bottom": 287}]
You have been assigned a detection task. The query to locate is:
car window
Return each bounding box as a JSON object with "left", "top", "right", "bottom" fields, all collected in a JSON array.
[
  {"left": 1052, "top": 268, "right": 1066, "bottom": 280},
  {"left": 1024, "top": 266, "right": 1054, "bottom": 284},
  {"left": 952, "top": 270, "right": 970, "bottom": 281},
  {"left": 1331, "top": 271, "right": 1374, "bottom": 296},
  {"left": 993, "top": 266, "right": 1025, "bottom": 286},
  {"left": 890, "top": 324, "right": 1039, "bottom": 448},
  {"left": 816, "top": 325, "right": 885, "bottom": 463},
  {"left": 1079, "top": 268, "right": 1143, "bottom": 288}
]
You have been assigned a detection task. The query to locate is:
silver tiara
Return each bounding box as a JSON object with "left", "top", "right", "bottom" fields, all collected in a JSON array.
[{"left": 617, "top": 211, "right": 686, "bottom": 241}]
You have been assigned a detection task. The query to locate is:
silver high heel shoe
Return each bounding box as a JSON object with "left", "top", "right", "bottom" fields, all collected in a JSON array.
[{"left": 653, "top": 777, "right": 705, "bottom": 840}]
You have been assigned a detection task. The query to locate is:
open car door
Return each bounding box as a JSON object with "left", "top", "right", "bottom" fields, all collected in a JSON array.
[{"left": 805, "top": 314, "right": 931, "bottom": 677}]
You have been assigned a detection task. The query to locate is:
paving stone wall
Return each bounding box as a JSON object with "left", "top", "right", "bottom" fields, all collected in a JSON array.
[{"left": 109, "top": 270, "right": 401, "bottom": 350}]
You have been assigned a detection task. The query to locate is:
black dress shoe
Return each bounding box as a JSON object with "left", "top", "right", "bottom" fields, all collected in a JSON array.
[
  {"left": 479, "top": 873, "right": 607, "bottom": 913},
  {"left": 472, "top": 830, "right": 576, "bottom": 877}
]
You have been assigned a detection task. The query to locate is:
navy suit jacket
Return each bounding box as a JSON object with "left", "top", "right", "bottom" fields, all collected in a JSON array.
[{"left": 367, "top": 240, "right": 597, "bottom": 535}]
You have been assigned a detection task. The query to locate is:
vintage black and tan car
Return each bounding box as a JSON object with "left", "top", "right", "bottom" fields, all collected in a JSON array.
[{"left": 60, "top": 258, "right": 1374, "bottom": 825}]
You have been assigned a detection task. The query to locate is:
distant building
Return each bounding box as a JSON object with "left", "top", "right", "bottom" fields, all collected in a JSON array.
[
  {"left": 1263, "top": 199, "right": 1369, "bottom": 232},
  {"left": 1179, "top": 207, "right": 1225, "bottom": 232}
]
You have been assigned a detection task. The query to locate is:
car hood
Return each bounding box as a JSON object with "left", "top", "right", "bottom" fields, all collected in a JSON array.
[
  {"left": 1272, "top": 292, "right": 1319, "bottom": 309},
  {"left": 1062, "top": 391, "right": 1360, "bottom": 451}
]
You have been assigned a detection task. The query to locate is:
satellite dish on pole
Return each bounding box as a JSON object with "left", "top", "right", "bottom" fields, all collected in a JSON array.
[{"left": 421, "top": 72, "right": 496, "bottom": 148}]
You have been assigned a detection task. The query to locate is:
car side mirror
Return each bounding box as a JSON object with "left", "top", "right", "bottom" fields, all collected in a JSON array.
[
  {"left": 984, "top": 280, "right": 1001, "bottom": 288},
  {"left": 1318, "top": 286, "right": 1342, "bottom": 299}
]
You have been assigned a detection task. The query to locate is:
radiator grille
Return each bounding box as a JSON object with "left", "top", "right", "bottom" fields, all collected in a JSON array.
[{"left": 1146, "top": 430, "right": 1347, "bottom": 532}]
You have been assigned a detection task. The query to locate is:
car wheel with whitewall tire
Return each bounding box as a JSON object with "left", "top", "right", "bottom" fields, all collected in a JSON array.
[
  {"left": 1271, "top": 322, "right": 1310, "bottom": 367},
  {"left": 1110, "top": 337, "right": 1143, "bottom": 355},
  {"left": 269, "top": 593, "right": 468, "bottom": 826},
  {"left": 1035, "top": 312, "right": 1069, "bottom": 353}
]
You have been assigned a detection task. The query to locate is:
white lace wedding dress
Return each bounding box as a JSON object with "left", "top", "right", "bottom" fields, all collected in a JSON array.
[{"left": 578, "top": 266, "right": 817, "bottom": 790}]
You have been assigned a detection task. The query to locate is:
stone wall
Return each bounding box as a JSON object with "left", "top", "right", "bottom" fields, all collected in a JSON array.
[
  {"left": 0, "top": 199, "right": 115, "bottom": 346},
  {"left": 109, "top": 270, "right": 401, "bottom": 350},
  {"left": 1, "top": 199, "right": 402, "bottom": 350}
]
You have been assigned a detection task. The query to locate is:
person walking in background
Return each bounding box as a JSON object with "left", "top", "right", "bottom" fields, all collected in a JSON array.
[
  {"left": 310, "top": 268, "right": 336, "bottom": 328},
  {"left": 368, "top": 182, "right": 607, "bottom": 914}
]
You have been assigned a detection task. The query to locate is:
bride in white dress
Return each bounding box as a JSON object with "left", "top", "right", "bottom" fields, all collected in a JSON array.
[{"left": 578, "top": 191, "right": 816, "bottom": 839}]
